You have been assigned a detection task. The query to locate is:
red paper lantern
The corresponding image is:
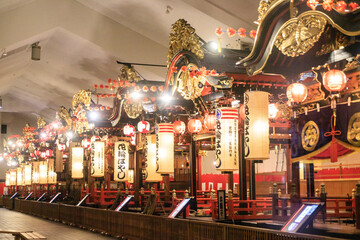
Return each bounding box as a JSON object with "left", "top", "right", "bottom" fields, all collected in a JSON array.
[
  {"left": 91, "top": 136, "right": 100, "bottom": 142},
  {"left": 137, "top": 121, "right": 150, "bottom": 133},
  {"left": 46, "top": 149, "right": 53, "bottom": 157},
  {"left": 57, "top": 144, "right": 66, "bottom": 151},
  {"left": 286, "top": 83, "right": 307, "bottom": 103},
  {"left": 124, "top": 124, "right": 135, "bottom": 136},
  {"left": 188, "top": 119, "right": 202, "bottom": 133},
  {"left": 323, "top": 69, "right": 347, "bottom": 92},
  {"left": 204, "top": 113, "right": 216, "bottom": 130},
  {"left": 173, "top": 121, "right": 186, "bottom": 135},
  {"left": 35, "top": 150, "right": 40, "bottom": 156},
  {"left": 82, "top": 139, "right": 91, "bottom": 149},
  {"left": 40, "top": 151, "right": 47, "bottom": 159},
  {"left": 268, "top": 103, "right": 280, "bottom": 119}
]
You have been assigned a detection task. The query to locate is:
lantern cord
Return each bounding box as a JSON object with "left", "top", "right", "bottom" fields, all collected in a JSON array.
[{"left": 324, "top": 111, "right": 340, "bottom": 138}]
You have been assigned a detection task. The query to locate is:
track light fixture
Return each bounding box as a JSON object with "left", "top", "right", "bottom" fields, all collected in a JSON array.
[{"left": 31, "top": 42, "right": 41, "bottom": 61}]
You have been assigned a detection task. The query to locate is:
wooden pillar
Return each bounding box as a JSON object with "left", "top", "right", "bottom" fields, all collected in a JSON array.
[
  {"left": 228, "top": 172, "right": 233, "bottom": 192},
  {"left": 190, "top": 137, "right": 197, "bottom": 210},
  {"left": 164, "top": 174, "right": 170, "bottom": 202},
  {"left": 285, "top": 144, "right": 291, "bottom": 194},
  {"left": 291, "top": 162, "right": 300, "bottom": 196},
  {"left": 134, "top": 136, "right": 143, "bottom": 206},
  {"left": 249, "top": 161, "right": 256, "bottom": 200},
  {"left": 305, "top": 163, "right": 315, "bottom": 197},
  {"left": 239, "top": 131, "right": 247, "bottom": 200}
]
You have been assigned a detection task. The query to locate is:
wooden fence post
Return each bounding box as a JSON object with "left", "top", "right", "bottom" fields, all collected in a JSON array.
[{"left": 272, "top": 183, "right": 278, "bottom": 220}]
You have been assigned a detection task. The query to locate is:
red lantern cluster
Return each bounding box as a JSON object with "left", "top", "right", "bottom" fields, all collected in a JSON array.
[
  {"left": 137, "top": 121, "right": 150, "bottom": 133},
  {"left": 323, "top": 69, "right": 347, "bottom": 92},
  {"left": 57, "top": 143, "right": 66, "bottom": 151},
  {"left": 215, "top": 27, "right": 257, "bottom": 38},
  {"left": 123, "top": 124, "right": 135, "bottom": 136},
  {"left": 306, "top": 0, "right": 358, "bottom": 12},
  {"left": 45, "top": 149, "right": 53, "bottom": 157},
  {"left": 188, "top": 119, "right": 202, "bottom": 133},
  {"left": 204, "top": 113, "right": 216, "bottom": 130},
  {"left": 173, "top": 121, "right": 186, "bottom": 135},
  {"left": 286, "top": 83, "right": 307, "bottom": 103}
]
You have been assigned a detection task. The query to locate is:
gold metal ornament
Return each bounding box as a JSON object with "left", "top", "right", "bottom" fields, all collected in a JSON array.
[
  {"left": 301, "top": 121, "right": 320, "bottom": 151},
  {"left": 57, "top": 106, "right": 72, "bottom": 128},
  {"left": 275, "top": 15, "right": 327, "bottom": 57},
  {"left": 37, "top": 116, "right": 46, "bottom": 129},
  {"left": 118, "top": 65, "right": 141, "bottom": 82},
  {"left": 316, "top": 27, "right": 352, "bottom": 56},
  {"left": 347, "top": 113, "right": 360, "bottom": 146},
  {"left": 167, "top": 19, "right": 204, "bottom": 66},
  {"left": 258, "top": 0, "right": 280, "bottom": 21},
  {"left": 175, "top": 63, "right": 205, "bottom": 101},
  {"left": 123, "top": 99, "right": 143, "bottom": 119},
  {"left": 72, "top": 89, "right": 91, "bottom": 110}
]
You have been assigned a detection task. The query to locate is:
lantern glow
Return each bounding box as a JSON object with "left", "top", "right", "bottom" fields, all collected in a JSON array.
[
  {"left": 71, "top": 147, "right": 84, "bottom": 179},
  {"left": 145, "top": 135, "right": 162, "bottom": 182},
  {"left": 286, "top": 83, "right": 307, "bottom": 103},
  {"left": 137, "top": 121, "right": 150, "bottom": 133},
  {"left": 173, "top": 121, "right": 186, "bottom": 135},
  {"left": 91, "top": 142, "right": 105, "bottom": 177},
  {"left": 244, "top": 91, "right": 269, "bottom": 160},
  {"left": 323, "top": 69, "right": 347, "bottom": 92},
  {"left": 32, "top": 162, "right": 40, "bottom": 184},
  {"left": 39, "top": 161, "right": 48, "bottom": 184},
  {"left": 10, "top": 170, "right": 16, "bottom": 186},
  {"left": 204, "top": 113, "right": 216, "bottom": 130},
  {"left": 81, "top": 139, "right": 91, "bottom": 149},
  {"left": 5, "top": 171, "right": 10, "bottom": 186},
  {"left": 156, "top": 123, "right": 174, "bottom": 174},
  {"left": 268, "top": 103, "right": 280, "bottom": 119},
  {"left": 47, "top": 158, "right": 57, "bottom": 184},
  {"left": 188, "top": 119, "right": 202, "bottom": 133},
  {"left": 17, "top": 167, "right": 24, "bottom": 186},
  {"left": 58, "top": 143, "right": 66, "bottom": 151},
  {"left": 24, "top": 164, "right": 32, "bottom": 185},
  {"left": 123, "top": 124, "right": 135, "bottom": 136},
  {"left": 215, "top": 108, "right": 239, "bottom": 171},
  {"left": 114, "top": 141, "right": 129, "bottom": 181}
]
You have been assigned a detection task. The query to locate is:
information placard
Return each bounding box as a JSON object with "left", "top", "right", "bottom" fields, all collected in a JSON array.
[
  {"left": 115, "top": 195, "right": 134, "bottom": 211},
  {"left": 168, "top": 198, "right": 192, "bottom": 218},
  {"left": 217, "top": 190, "right": 226, "bottom": 220},
  {"left": 281, "top": 203, "right": 324, "bottom": 233}
]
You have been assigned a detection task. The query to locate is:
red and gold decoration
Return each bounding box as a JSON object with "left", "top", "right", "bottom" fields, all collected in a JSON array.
[
  {"left": 215, "top": 107, "right": 239, "bottom": 171},
  {"left": 156, "top": 123, "right": 174, "bottom": 174}
]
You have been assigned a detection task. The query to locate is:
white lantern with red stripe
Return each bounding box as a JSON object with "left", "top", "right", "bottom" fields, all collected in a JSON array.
[
  {"left": 215, "top": 108, "right": 239, "bottom": 171},
  {"left": 137, "top": 121, "right": 150, "bottom": 133},
  {"left": 156, "top": 123, "right": 174, "bottom": 174},
  {"left": 114, "top": 141, "right": 129, "bottom": 181},
  {"left": 145, "top": 135, "right": 162, "bottom": 182},
  {"left": 82, "top": 138, "right": 91, "bottom": 149},
  {"left": 90, "top": 141, "right": 105, "bottom": 177},
  {"left": 124, "top": 124, "right": 135, "bottom": 136},
  {"left": 244, "top": 91, "right": 269, "bottom": 160}
]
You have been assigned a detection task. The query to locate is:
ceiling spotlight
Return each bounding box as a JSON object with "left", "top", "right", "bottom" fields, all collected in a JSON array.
[
  {"left": 161, "top": 94, "right": 173, "bottom": 102},
  {"left": 89, "top": 111, "right": 99, "bottom": 121},
  {"left": 31, "top": 42, "right": 41, "bottom": 61}
]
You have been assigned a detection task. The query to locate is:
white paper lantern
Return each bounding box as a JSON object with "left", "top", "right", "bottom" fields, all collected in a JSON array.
[
  {"left": 114, "top": 141, "right": 129, "bottom": 181},
  {"left": 10, "top": 170, "right": 17, "bottom": 186},
  {"left": 91, "top": 141, "right": 105, "bottom": 177},
  {"left": 215, "top": 108, "right": 239, "bottom": 171},
  {"left": 47, "top": 158, "right": 57, "bottom": 184},
  {"left": 32, "top": 162, "right": 40, "bottom": 184},
  {"left": 156, "top": 123, "right": 174, "bottom": 174},
  {"left": 39, "top": 161, "right": 48, "bottom": 184},
  {"left": 145, "top": 135, "right": 162, "bottom": 182},
  {"left": 17, "top": 167, "right": 24, "bottom": 186},
  {"left": 71, "top": 147, "right": 84, "bottom": 179},
  {"left": 128, "top": 169, "right": 134, "bottom": 184},
  {"left": 24, "top": 165, "right": 32, "bottom": 185},
  {"left": 5, "top": 171, "right": 10, "bottom": 186},
  {"left": 244, "top": 91, "right": 269, "bottom": 160}
]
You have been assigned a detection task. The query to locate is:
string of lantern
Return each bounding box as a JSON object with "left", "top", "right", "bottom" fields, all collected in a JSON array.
[{"left": 304, "top": 0, "right": 359, "bottom": 12}]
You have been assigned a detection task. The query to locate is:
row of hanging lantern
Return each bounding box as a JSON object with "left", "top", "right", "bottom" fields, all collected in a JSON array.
[
  {"left": 286, "top": 68, "right": 347, "bottom": 105},
  {"left": 5, "top": 159, "right": 57, "bottom": 187}
]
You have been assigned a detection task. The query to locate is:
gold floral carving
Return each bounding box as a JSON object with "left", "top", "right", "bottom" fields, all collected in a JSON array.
[
  {"left": 258, "top": 0, "right": 280, "bottom": 21},
  {"left": 57, "top": 106, "right": 72, "bottom": 128},
  {"left": 344, "top": 55, "right": 360, "bottom": 72},
  {"left": 118, "top": 65, "right": 141, "bottom": 82},
  {"left": 316, "top": 27, "right": 352, "bottom": 56},
  {"left": 74, "top": 106, "right": 91, "bottom": 134},
  {"left": 37, "top": 116, "right": 46, "bottom": 129},
  {"left": 347, "top": 113, "right": 360, "bottom": 146},
  {"left": 176, "top": 63, "right": 205, "bottom": 101},
  {"left": 301, "top": 121, "right": 319, "bottom": 151},
  {"left": 167, "top": 19, "right": 204, "bottom": 66},
  {"left": 275, "top": 15, "right": 327, "bottom": 57},
  {"left": 72, "top": 89, "right": 91, "bottom": 110},
  {"left": 123, "top": 100, "right": 142, "bottom": 119}
]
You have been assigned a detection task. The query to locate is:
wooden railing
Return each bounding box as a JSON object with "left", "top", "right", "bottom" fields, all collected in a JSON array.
[{"left": 0, "top": 198, "right": 342, "bottom": 240}]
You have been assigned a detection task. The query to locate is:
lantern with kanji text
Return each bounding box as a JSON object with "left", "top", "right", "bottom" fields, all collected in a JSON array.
[
  {"left": 188, "top": 119, "right": 202, "bottom": 133},
  {"left": 323, "top": 69, "right": 347, "bottom": 92}
]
